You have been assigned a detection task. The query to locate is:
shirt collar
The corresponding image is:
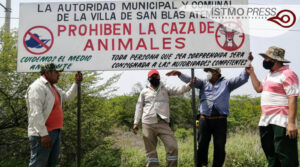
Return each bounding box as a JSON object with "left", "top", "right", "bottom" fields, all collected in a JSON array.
[
  {"left": 271, "top": 65, "right": 289, "bottom": 73},
  {"left": 40, "top": 76, "right": 50, "bottom": 85},
  {"left": 217, "top": 77, "right": 224, "bottom": 83},
  {"left": 208, "top": 77, "right": 224, "bottom": 85}
]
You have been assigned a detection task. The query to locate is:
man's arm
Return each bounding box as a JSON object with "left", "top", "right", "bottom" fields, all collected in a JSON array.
[
  {"left": 60, "top": 72, "right": 83, "bottom": 102},
  {"left": 246, "top": 66, "right": 263, "bottom": 93},
  {"left": 166, "top": 70, "right": 203, "bottom": 88},
  {"left": 227, "top": 69, "right": 249, "bottom": 91},
  {"left": 283, "top": 71, "right": 299, "bottom": 139},
  {"left": 165, "top": 83, "right": 191, "bottom": 96},
  {"left": 286, "top": 96, "right": 298, "bottom": 139},
  {"left": 26, "top": 86, "right": 52, "bottom": 148},
  {"left": 26, "top": 87, "right": 48, "bottom": 136},
  {"left": 133, "top": 91, "right": 144, "bottom": 134}
]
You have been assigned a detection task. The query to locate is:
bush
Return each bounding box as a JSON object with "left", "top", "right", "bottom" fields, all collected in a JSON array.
[
  {"left": 106, "top": 95, "right": 138, "bottom": 130},
  {"left": 174, "top": 128, "right": 191, "bottom": 142},
  {"left": 81, "top": 141, "right": 121, "bottom": 167},
  {"left": 228, "top": 95, "right": 261, "bottom": 132},
  {"left": 0, "top": 159, "right": 27, "bottom": 167}
]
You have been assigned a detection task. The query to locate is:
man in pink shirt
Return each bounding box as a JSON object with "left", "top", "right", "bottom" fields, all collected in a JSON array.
[
  {"left": 247, "top": 46, "right": 299, "bottom": 167},
  {"left": 26, "top": 63, "right": 82, "bottom": 167}
]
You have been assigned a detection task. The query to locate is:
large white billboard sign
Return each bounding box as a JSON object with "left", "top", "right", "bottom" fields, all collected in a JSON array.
[{"left": 17, "top": 0, "right": 251, "bottom": 72}]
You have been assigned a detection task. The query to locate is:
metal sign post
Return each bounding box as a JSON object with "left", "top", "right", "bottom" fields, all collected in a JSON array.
[
  {"left": 191, "top": 68, "right": 198, "bottom": 167},
  {"left": 77, "top": 71, "right": 82, "bottom": 167}
]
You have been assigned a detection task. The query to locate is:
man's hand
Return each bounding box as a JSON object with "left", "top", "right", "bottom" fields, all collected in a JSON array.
[
  {"left": 286, "top": 123, "right": 298, "bottom": 139},
  {"left": 75, "top": 72, "right": 83, "bottom": 83},
  {"left": 245, "top": 64, "right": 254, "bottom": 75},
  {"left": 41, "top": 135, "right": 52, "bottom": 149},
  {"left": 133, "top": 125, "right": 138, "bottom": 135},
  {"left": 166, "top": 70, "right": 181, "bottom": 77},
  {"left": 189, "top": 77, "right": 197, "bottom": 87}
]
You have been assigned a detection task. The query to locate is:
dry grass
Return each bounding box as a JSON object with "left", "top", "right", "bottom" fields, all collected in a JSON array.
[
  {"left": 108, "top": 128, "right": 273, "bottom": 167},
  {"left": 107, "top": 128, "right": 145, "bottom": 150}
]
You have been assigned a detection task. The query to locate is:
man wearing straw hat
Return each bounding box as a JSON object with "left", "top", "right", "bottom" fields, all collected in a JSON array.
[{"left": 246, "top": 46, "right": 299, "bottom": 167}]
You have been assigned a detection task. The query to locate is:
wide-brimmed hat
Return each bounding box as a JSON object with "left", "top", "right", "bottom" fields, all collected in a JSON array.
[
  {"left": 259, "top": 46, "right": 290, "bottom": 63},
  {"left": 204, "top": 68, "right": 221, "bottom": 74},
  {"left": 40, "top": 63, "right": 63, "bottom": 75}
]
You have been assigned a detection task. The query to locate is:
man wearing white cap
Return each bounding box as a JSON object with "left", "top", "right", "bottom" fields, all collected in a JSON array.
[
  {"left": 246, "top": 46, "right": 299, "bottom": 167},
  {"left": 167, "top": 65, "right": 250, "bottom": 167},
  {"left": 133, "top": 69, "right": 191, "bottom": 167}
]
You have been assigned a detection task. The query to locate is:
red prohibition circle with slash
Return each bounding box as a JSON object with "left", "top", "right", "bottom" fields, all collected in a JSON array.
[
  {"left": 23, "top": 26, "right": 54, "bottom": 55},
  {"left": 215, "top": 21, "right": 245, "bottom": 52}
]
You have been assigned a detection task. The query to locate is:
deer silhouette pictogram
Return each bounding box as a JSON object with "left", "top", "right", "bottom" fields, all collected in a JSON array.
[{"left": 219, "top": 24, "right": 239, "bottom": 50}]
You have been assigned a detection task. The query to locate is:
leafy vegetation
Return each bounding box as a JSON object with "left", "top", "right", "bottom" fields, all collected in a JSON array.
[
  {"left": 1, "top": 29, "right": 300, "bottom": 166},
  {"left": 0, "top": 29, "right": 36, "bottom": 164},
  {"left": 81, "top": 140, "right": 121, "bottom": 167},
  {"left": 0, "top": 29, "right": 121, "bottom": 166}
]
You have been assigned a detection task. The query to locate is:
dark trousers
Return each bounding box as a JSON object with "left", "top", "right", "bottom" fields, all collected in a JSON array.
[
  {"left": 260, "top": 125, "right": 299, "bottom": 167},
  {"left": 29, "top": 129, "right": 61, "bottom": 167},
  {"left": 197, "top": 118, "right": 227, "bottom": 167}
]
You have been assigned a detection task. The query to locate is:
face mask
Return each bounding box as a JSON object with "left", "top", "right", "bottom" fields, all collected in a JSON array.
[
  {"left": 150, "top": 78, "right": 160, "bottom": 87},
  {"left": 263, "top": 60, "right": 275, "bottom": 70},
  {"left": 206, "top": 71, "right": 212, "bottom": 80}
]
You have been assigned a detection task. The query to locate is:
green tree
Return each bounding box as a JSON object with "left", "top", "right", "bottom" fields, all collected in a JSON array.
[
  {"left": 57, "top": 71, "right": 121, "bottom": 166},
  {"left": 106, "top": 95, "right": 138, "bottom": 130},
  {"left": 0, "top": 29, "right": 38, "bottom": 165},
  {"left": 228, "top": 95, "right": 261, "bottom": 131},
  {"left": 169, "top": 96, "right": 194, "bottom": 129},
  {"left": 0, "top": 28, "right": 122, "bottom": 166}
]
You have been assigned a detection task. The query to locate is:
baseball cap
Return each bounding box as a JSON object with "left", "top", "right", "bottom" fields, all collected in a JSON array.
[
  {"left": 40, "top": 63, "right": 63, "bottom": 75},
  {"left": 204, "top": 68, "right": 221, "bottom": 73},
  {"left": 148, "top": 69, "right": 159, "bottom": 78}
]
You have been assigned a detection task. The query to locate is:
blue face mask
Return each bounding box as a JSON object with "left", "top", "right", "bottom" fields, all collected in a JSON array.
[{"left": 263, "top": 60, "right": 275, "bottom": 70}]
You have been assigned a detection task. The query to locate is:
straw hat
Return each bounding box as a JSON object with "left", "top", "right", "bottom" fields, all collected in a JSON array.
[{"left": 259, "top": 46, "right": 290, "bottom": 63}]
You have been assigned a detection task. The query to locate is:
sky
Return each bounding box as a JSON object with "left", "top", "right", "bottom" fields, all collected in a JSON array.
[{"left": 0, "top": 0, "right": 299, "bottom": 97}]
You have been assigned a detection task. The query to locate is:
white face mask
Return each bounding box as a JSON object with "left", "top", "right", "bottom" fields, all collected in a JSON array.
[{"left": 206, "top": 71, "right": 212, "bottom": 80}]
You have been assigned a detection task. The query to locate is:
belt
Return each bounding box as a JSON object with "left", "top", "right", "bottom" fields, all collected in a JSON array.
[{"left": 200, "top": 115, "right": 227, "bottom": 120}]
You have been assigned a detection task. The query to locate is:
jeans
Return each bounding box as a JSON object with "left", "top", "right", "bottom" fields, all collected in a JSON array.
[
  {"left": 260, "top": 125, "right": 299, "bottom": 167},
  {"left": 29, "top": 129, "right": 61, "bottom": 167},
  {"left": 197, "top": 118, "right": 227, "bottom": 167}
]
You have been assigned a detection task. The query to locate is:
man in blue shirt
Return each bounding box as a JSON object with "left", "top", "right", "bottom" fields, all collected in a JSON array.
[{"left": 166, "top": 68, "right": 249, "bottom": 167}]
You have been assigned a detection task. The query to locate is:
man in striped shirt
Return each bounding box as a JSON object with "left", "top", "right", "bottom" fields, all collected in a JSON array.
[{"left": 247, "top": 46, "right": 299, "bottom": 167}]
